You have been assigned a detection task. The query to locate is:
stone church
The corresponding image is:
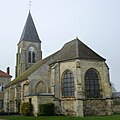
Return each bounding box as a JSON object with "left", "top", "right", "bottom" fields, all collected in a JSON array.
[{"left": 4, "top": 11, "right": 113, "bottom": 116}]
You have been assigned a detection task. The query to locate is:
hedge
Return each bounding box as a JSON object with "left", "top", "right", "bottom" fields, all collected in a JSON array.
[{"left": 20, "top": 102, "right": 33, "bottom": 116}]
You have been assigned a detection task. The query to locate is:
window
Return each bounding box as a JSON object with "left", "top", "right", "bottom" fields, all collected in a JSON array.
[
  {"left": 85, "top": 68, "right": 100, "bottom": 98},
  {"left": 28, "top": 51, "right": 31, "bottom": 63},
  {"left": 28, "top": 47, "right": 35, "bottom": 63},
  {"left": 0, "top": 83, "right": 4, "bottom": 91},
  {"left": 32, "top": 52, "right": 35, "bottom": 63},
  {"left": 0, "top": 100, "right": 3, "bottom": 109},
  {"left": 62, "top": 70, "right": 74, "bottom": 97}
]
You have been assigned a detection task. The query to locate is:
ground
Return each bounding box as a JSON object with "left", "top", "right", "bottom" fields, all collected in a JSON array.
[{"left": 0, "top": 115, "right": 120, "bottom": 120}]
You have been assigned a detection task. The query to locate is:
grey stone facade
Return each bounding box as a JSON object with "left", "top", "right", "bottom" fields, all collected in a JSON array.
[
  {"left": 4, "top": 43, "right": 113, "bottom": 116},
  {"left": 16, "top": 40, "right": 42, "bottom": 77},
  {"left": 4, "top": 12, "right": 113, "bottom": 117}
]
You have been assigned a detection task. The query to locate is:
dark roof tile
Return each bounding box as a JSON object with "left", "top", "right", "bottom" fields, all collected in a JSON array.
[
  {"left": 20, "top": 12, "right": 41, "bottom": 43},
  {"left": 50, "top": 38, "right": 105, "bottom": 64}
]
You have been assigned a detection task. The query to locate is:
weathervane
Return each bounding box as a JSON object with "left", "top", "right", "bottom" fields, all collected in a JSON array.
[{"left": 28, "top": 1, "right": 32, "bottom": 11}]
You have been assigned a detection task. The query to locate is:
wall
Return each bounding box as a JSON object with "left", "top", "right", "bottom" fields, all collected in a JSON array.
[
  {"left": 83, "top": 99, "right": 113, "bottom": 116},
  {"left": 52, "top": 59, "right": 112, "bottom": 116},
  {"left": 113, "top": 97, "right": 120, "bottom": 114},
  {"left": 0, "top": 76, "right": 11, "bottom": 112},
  {"left": 28, "top": 63, "right": 51, "bottom": 94},
  {"left": 16, "top": 40, "right": 42, "bottom": 77},
  {"left": 3, "top": 58, "right": 112, "bottom": 116}
]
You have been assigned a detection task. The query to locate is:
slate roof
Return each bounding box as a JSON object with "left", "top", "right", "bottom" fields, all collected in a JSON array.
[
  {"left": 0, "top": 70, "right": 12, "bottom": 77},
  {"left": 50, "top": 38, "right": 105, "bottom": 64},
  {"left": 20, "top": 12, "right": 41, "bottom": 43},
  {"left": 5, "top": 38, "right": 105, "bottom": 88},
  {"left": 112, "top": 92, "right": 120, "bottom": 98}
]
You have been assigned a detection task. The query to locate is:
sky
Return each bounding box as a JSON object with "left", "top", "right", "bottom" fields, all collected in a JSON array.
[{"left": 0, "top": 0, "right": 120, "bottom": 91}]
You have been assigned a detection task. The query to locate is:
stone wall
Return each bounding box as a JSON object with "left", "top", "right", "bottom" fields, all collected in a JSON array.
[
  {"left": 113, "top": 105, "right": 120, "bottom": 114},
  {"left": 61, "top": 100, "right": 76, "bottom": 115},
  {"left": 16, "top": 40, "right": 42, "bottom": 77},
  {"left": 51, "top": 59, "right": 112, "bottom": 117},
  {"left": 28, "top": 63, "right": 51, "bottom": 94},
  {"left": 113, "top": 98, "right": 120, "bottom": 114},
  {"left": 83, "top": 99, "right": 113, "bottom": 116}
]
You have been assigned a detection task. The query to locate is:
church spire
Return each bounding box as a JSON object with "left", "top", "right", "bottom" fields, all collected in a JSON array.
[
  {"left": 16, "top": 11, "right": 42, "bottom": 77},
  {"left": 20, "top": 11, "right": 41, "bottom": 43}
]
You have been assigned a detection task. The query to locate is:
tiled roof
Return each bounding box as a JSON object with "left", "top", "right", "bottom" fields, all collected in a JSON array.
[
  {"left": 0, "top": 70, "right": 12, "bottom": 77},
  {"left": 5, "top": 38, "right": 105, "bottom": 88},
  {"left": 20, "top": 11, "right": 41, "bottom": 43}
]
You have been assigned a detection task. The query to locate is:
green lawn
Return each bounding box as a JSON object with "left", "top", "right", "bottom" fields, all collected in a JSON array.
[{"left": 0, "top": 115, "right": 120, "bottom": 120}]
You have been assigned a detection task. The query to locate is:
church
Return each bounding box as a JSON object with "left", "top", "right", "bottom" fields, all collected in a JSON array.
[{"left": 4, "top": 11, "right": 113, "bottom": 116}]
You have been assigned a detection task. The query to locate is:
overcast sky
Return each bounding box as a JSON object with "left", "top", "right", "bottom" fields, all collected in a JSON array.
[{"left": 0, "top": 0, "right": 120, "bottom": 91}]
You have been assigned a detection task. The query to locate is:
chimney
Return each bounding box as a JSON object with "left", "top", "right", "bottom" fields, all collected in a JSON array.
[{"left": 7, "top": 67, "right": 10, "bottom": 75}]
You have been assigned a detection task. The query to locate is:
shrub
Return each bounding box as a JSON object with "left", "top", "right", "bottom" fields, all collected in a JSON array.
[
  {"left": 38, "top": 103, "right": 55, "bottom": 116},
  {"left": 20, "top": 102, "right": 33, "bottom": 116}
]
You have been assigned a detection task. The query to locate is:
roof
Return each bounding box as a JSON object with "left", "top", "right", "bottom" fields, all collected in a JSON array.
[
  {"left": 112, "top": 92, "right": 120, "bottom": 98},
  {"left": 50, "top": 38, "right": 105, "bottom": 64},
  {"left": 5, "top": 38, "right": 106, "bottom": 88},
  {"left": 0, "top": 70, "right": 12, "bottom": 77},
  {"left": 19, "top": 11, "right": 41, "bottom": 43},
  {"left": 5, "top": 54, "right": 55, "bottom": 88}
]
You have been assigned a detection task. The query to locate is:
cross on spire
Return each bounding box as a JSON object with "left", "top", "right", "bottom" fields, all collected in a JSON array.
[{"left": 28, "top": 1, "right": 32, "bottom": 12}]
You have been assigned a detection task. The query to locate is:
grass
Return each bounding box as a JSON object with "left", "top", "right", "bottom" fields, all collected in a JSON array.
[{"left": 0, "top": 115, "right": 120, "bottom": 120}]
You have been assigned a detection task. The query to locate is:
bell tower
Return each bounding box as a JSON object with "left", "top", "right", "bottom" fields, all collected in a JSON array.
[{"left": 15, "top": 11, "right": 42, "bottom": 78}]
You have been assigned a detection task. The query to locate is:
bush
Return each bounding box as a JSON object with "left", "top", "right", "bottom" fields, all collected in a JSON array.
[
  {"left": 38, "top": 103, "right": 55, "bottom": 116},
  {"left": 20, "top": 102, "right": 33, "bottom": 116}
]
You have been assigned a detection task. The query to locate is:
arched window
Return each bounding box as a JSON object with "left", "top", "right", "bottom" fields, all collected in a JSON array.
[
  {"left": 28, "top": 51, "right": 31, "bottom": 63},
  {"left": 28, "top": 47, "right": 35, "bottom": 63},
  {"left": 35, "top": 81, "right": 46, "bottom": 93},
  {"left": 62, "top": 70, "right": 74, "bottom": 97},
  {"left": 32, "top": 52, "right": 35, "bottom": 63},
  {"left": 85, "top": 68, "right": 100, "bottom": 98}
]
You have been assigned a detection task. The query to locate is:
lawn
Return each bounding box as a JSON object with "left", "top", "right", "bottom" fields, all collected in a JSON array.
[{"left": 0, "top": 115, "right": 120, "bottom": 120}]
